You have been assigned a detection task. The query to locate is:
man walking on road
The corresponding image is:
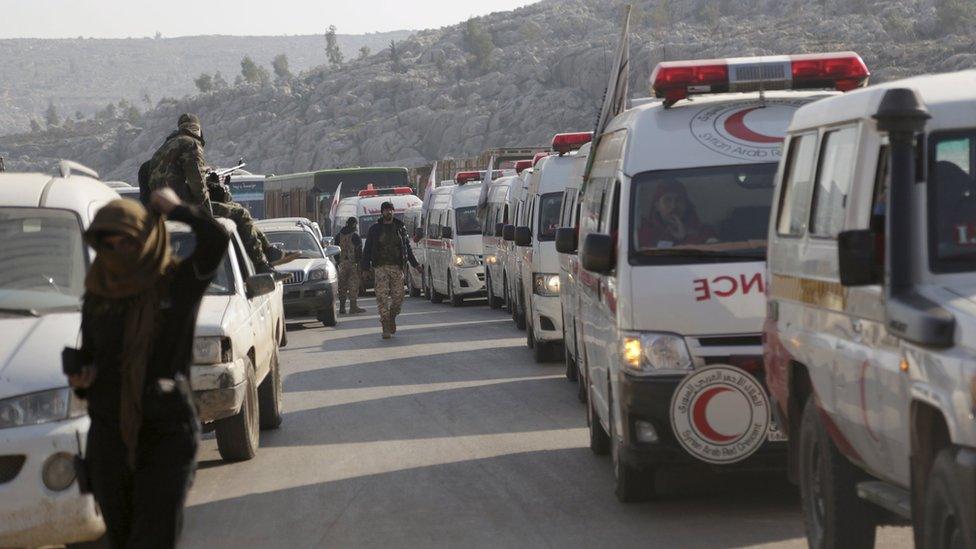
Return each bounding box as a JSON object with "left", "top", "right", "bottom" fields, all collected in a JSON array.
[
  {"left": 147, "top": 113, "right": 211, "bottom": 211},
  {"left": 336, "top": 216, "right": 365, "bottom": 315},
  {"left": 361, "top": 202, "right": 419, "bottom": 339}
]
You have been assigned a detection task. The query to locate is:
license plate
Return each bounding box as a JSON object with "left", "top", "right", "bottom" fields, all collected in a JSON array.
[{"left": 767, "top": 419, "right": 788, "bottom": 442}]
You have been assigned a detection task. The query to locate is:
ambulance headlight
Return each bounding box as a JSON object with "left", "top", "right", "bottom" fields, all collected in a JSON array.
[
  {"left": 194, "top": 337, "right": 232, "bottom": 365},
  {"left": 621, "top": 333, "right": 692, "bottom": 376},
  {"left": 454, "top": 254, "right": 479, "bottom": 268},
  {"left": 533, "top": 273, "right": 560, "bottom": 296}
]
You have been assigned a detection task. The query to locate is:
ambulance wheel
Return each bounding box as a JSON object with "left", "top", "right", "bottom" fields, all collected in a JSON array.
[
  {"left": 258, "top": 346, "right": 283, "bottom": 430},
  {"left": 576, "top": 364, "right": 587, "bottom": 403},
  {"left": 429, "top": 270, "right": 443, "bottom": 303},
  {"left": 408, "top": 272, "right": 421, "bottom": 298},
  {"left": 423, "top": 271, "right": 432, "bottom": 301},
  {"left": 923, "top": 445, "right": 976, "bottom": 549},
  {"left": 487, "top": 273, "right": 501, "bottom": 309},
  {"left": 799, "top": 397, "right": 876, "bottom": 549},
  {"left": 611, "top": 397, "right": 654, "bottom": 502},
  {"left": 564, "top": 337, "right": 578, "bottom": 381},
  {"left": 514, "top": 290, "right": 527, "bottom": 331},
  {"left": 503, "top": 277, "right": 512, "bottom": 313},
  {"left": 215, "top": 357, "right": 259, "bottom": 462},
  {"left": 448, "top": 274, "right": 463, "bottom": 306},
  {"left": 526, "top": 319, "right": 536, "bottom": 349},
  {"left": 318, "top": 298, "right": 338, "bottom": 327},
  {"left": 587, "top": 386, "right": 610, "bottom": 456}
]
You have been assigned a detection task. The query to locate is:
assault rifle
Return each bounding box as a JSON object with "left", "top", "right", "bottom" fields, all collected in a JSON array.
[{"left": 207, "top": 158, "right": 246, "bottom": 183}]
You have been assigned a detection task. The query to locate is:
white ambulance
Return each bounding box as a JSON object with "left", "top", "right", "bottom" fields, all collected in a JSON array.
[
  {"left": 502, "top": 160, "right": 541, "bottom": 328},
  {"left": 333, "top": 186, "right": 422, "bottom": 290},
  {"left": 555, "top": 142, "right": 591, "bottom": 387},
  {"left": 765, "top": 71, "right": 976, "bottom": 547},
  {"left": 514, "top": 132, "right": 593, "bottom": 363},
  {"left": 575, "top": 52, "right": 869, "bottom": 502},
  {"left": 482, "top": 160, "right": 533, "bottom": 309},
  {"left": 423, "top": 172, "right": 486, "bottom": 305}
]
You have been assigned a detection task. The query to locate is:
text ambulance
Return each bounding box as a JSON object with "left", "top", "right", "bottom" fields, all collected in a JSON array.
[
  {"left": 575, "top": 52, "right": 869, "bottom": 502},
  {"left": 423, "top": 172, "right": 487, "bottom": 305}
]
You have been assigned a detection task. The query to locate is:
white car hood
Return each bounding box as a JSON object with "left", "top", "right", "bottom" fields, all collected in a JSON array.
[
  {"left": 280, "top": 258, "right": 327, "bottom": 274},
  {"left": 0, "top": 312, "right": 79, "bottom": 399},
  {"left": 193, "top": 295, "right": 238, "bottom": 338},
  {"left": 624, "top": 262, "right": 766, "bottom": 336}
]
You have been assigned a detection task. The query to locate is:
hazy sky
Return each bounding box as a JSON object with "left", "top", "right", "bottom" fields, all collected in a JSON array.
[{"left": 0, "top": 0, "right": 539, "bottom": 38}]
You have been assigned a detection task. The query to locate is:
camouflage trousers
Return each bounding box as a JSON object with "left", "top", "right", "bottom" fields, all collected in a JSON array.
[
  {"left": 211, "top": 201, "right": 272, "bottom": 271},
  {"left": 337, "top": 261, "right": 361, "bottom": 302},
  {"left": 373, "top": 265, "right": 405, "bottom": 329}
]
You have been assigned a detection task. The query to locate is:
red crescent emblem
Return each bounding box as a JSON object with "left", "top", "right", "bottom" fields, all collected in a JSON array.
[
  {"left": 691, "top": 386, "right": 739, "bottom": 443},
  {"left": 724, "top": 107, "right": 784, "bottom": 144}
]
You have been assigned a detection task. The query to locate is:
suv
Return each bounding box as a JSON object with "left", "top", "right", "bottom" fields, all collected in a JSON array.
[
  {"left": 256, "top": 218, "right": 340, "bottom": 326},
  {"left": 0, "top": 162, "right": 115, "bottom": 546},
  {"left": 765, "top": 71, "right": 976, "bottom": 547}
]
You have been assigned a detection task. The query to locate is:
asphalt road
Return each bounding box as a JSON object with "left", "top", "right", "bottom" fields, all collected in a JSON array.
[{"left": 182, "top": 295, "right": 912, "bottom": 548}]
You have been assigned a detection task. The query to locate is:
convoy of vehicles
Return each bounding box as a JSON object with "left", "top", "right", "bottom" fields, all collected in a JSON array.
[
  {"left": 502, "top": 165, "right": 535, "bottom": 329},
  {"left": 255, "top": 217, "right": 340, "bottom": 326},
  {"left": 765, "top": 70, "right": 976, "bottom": 548},
  {"left": 421, "top": 172, "right": 487, "bottom": 305},
  {"left": 481, "top": 171, "right": 519, "bottom": 309},
  {"left": 555, "top": 143, "right": 590, "bottom": 386}
]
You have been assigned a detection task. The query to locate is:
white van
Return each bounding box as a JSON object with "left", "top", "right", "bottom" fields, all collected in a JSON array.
[
  {"left": 514, "top": 132, "right": 593, "bottom": 363},
  {"left": 575, "top": 52, "right": 869, "bottom": 502},
  {"left": 765, "top": 71, "right": 976, "bottom": 547},
  {"left": 502, "top": 163, "right": 539, "bottom": 328},
  {"left": 423, "top": 172, "right": 485, "bottom": 305},
  {"left": 334, "top": 186, "right": 422, "bottom": 290},
  {"left": 555, "top": 142, "right": 591, "bottom": 387},
  {"left": 482, "top": 160, "right": 533, "bottom": 309}
]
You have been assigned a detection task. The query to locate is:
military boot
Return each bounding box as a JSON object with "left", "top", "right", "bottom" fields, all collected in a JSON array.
[
  {"left": 349, "top": 299, "right": 365, "bottom": 314},
  {"left": 339, "top": 299, "right": 346, "bottom": 315}
]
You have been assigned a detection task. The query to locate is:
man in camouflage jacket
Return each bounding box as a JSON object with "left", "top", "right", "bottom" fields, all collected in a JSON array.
[{"left": 148, "top": 113, "right": 210, "bottom": 211}]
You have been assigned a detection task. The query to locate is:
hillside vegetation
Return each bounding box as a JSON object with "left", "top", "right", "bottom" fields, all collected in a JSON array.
[{"left": 2, "top": 0, "right": 975, "bottom": 182}]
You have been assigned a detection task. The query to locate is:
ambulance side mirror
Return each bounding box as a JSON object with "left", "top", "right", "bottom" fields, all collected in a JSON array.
[
  {"left": 555, "top": 227, "right": 577, "bottom": 254},
  {"left": 502, "top": 225, "right": 515, "bottom": 242},
  {"left": 581, "top": 233, "right": 614, "bottom": 274},
  {"left": 440, "top": 226, "right": 453, "bottom": 239},
  {"left": 838, "top": 230, "right": 881, "bottom": 286},
  {"left": 514, "top": 226, "right": 532, "bottom": 247},
  {"left": 324, "top": 245, "right": 341, "bottom": 257},
  {"left": 494, "top": 223, "right": 505, "bottom": 237},
  {"left": 246, "top": 273, "right": 277, "bottom": 299}
]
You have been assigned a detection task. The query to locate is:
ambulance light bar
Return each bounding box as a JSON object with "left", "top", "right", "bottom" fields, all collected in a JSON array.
[
  {"left": 357, "top": 186, "right": 414, "bottom": 197},
  {"left": 650, "top": 52, "right": 870, "bottom": 107},
  {"left": 455, "top": 171, "right": 482, "bottom": 184},
  {"left": 532, "top": 152, "right": 549, "bottom": 167},
  {"left": 552, "top": 132, "right": 593, "bottom": 154},
  {"left": 514, "top": 160, "right": 533, "bottom": 174}
]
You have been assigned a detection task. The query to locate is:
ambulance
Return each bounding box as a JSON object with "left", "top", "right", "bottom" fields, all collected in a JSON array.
[
  {"left": 482, "top": 160, "right": 533, "bottom": 309},
  {"left": 333, "top": 186, "right": 422, "bottom": 289},
  {"left": 502, "top": 160, "right": 539, "bottom": 328},
  {"left": 575, "top": 52, "right": 869, "bottom": 502},
  {"left": 764, "top": 71, "right": 976, "bottom": 547},
  {"left": 555, "top": 142, "right": 591, "bottom": 387},
  {"left": 514, "top": 132, "right": 593, "bottom": 363},
  {"left": 423, "top": 172, "right": 487, "bottom": 305}
]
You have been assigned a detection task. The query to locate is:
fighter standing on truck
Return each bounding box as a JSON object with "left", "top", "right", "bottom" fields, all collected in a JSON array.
[
  {"left": 361, "top": 201, "right": 419, "bottom": 339},
  {"left": 147, "top": 113, "right": 210, "bottom": 211},
  {"left": 336, "top": 216, "right": 366, "bottom": 315}
]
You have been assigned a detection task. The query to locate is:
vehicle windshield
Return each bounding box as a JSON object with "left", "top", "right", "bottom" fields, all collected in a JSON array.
[
  {"left": 630, "top": 164, "right": 777, "bottom": 264},
  {"left": 537, "top": 193, "right": 562, "bottom": 241},
  {"left": 265, "top": 230, "right": 323, "bottom": 259},
  {"left": 359, "top": 213, "right": 404, "bottom": 236},
  {"left": 170, "top": 232, "right": 235, "bottom": 295},
  {"left": 0, "top": 207, "right": 86, "bottom": 314},
  {"left": 455, "top": 207, "right": 480, "bottom": 235},
  {"left": 930, "top": 133, "right": 976, "bottom": 273}
]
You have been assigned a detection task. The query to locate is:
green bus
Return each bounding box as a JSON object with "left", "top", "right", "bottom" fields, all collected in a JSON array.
[{"left": 264, "top": 167, "right": 410, "bottom": 235}]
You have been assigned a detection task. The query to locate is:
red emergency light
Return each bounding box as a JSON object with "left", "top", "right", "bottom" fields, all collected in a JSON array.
[
  {"left": 358, "top": 186, "right": 414, "bottom": 197},
  {"left": 455, "top": 171, "right": 482, "bottom": 184},
  {"left": 514, "top": 160, "right": 533, "bottom": 174},
  {"left": 532, "top": 152, "right": 550, "bottom": 167},
  {"left": 650, "top": 52, "right": 870, "bottom": 107},
  {"left": 552, "top": 132, "right": 593, "bottom": 154}
]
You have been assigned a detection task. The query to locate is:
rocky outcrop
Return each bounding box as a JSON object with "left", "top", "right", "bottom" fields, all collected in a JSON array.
[{"left": 2, "top": 0, "right": 975, "bottom": 181}]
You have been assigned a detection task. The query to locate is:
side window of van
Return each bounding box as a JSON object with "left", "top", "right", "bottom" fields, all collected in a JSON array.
[
  {"left": 776, "top": 133, "right": 818, "bottom": 236},
  {"left": 811, "top": 126, "right": 859, "bottom": 237},
  {"left": 581, "top": 178, "right": 608, "bottom": 235},
  {"left": 600, "top": 181, "right": 619, "bottom": 234}
]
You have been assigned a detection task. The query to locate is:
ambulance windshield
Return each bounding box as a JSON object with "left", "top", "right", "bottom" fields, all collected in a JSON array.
[
  {"left": 455, "top": 207, "right": 481, "bottom": 236},
  {"left": 630, "top": 163, "right": 776, "bottom": 264},
  {"left": 930, "top": 134, "right": 976, "bottom": 273}
]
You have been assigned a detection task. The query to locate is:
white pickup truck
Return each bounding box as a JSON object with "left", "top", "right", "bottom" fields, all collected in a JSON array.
[{"left": 169, "top": 218, "right": 286, "bottom": 462}]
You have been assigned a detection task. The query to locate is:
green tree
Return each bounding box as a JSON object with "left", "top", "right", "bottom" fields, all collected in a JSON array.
[
  {"left": 389, "top": 40, "right": 405, "bottom": 73},
  {"left": 44, "top": 102, "right": 60, "bottom": 128},
  {"left": 463, "top": 18, "right": 495, "bottom": 73},
  {"left": 194, "top": 73, "right": 214, "bottom": 92},
  {"left": 118, "top": 99, "right": 140, "bottom": 124},
  {"left": 240, "top": 55, "right": 270, "bottom": 85},
  {"left": 272, "top": 53, "right": 292, "bottom": 79},
  {"left": 359, "top": 45, "right": 371, "bottom": 60},
  {"left": 213, "top": 71, "right": 229, "bottom": 90},
  {"left": 325, "top": 25, "right": 344, "bottom": 67},
  {"left": 936, "top": 0, "right": 976, "bottom": 33}
]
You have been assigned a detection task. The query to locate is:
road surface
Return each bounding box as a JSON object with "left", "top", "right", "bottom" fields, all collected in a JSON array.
[{"left": 183, "top": 296, "right": 912, "bottom": 548}]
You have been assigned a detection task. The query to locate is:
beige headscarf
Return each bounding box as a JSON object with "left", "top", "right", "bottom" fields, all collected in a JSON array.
[{"left": 84, "top": 199, "right": 176, "bottom": 467}]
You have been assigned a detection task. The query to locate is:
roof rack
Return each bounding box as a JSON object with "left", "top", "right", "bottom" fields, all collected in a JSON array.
[{"left": 58, "top": 160, "right": 100, "bottom": 180}]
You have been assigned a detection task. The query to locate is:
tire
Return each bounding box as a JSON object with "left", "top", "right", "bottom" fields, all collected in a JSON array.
[
  {"left": 799, "top": 397, "right": 876, "bottom": 549},
  {"left": 215, "top": 356, "right": 260, "bottom": 462},
  {"left": 449, "top": 274, "right": 463, "bottom": 306},
  {"left": 923, "top": 445, "right": 976, "bottom": 549},
  {"left": 587, "top": 386, "right": 610, "bottom": 456},
  {"left": 258, "top": 346, "right": 283, "bottom": 430},
  {"left": 423, "top": 271, "right": 432, "bottom": 301},
  {"left": 527, "top": 319, "right": 536, "bottom": 349},
  {"left": 503, "top": 276, "right": 512, "bottom": 313},
  {"left": 487, "top": 272, "right": 501, "bottom": 309},
  {"left": 610, "top": 397, "right": 653, "bottom": 503},
  {"left": 429, "top": 270, "right": 443, "bottom": 303},
  {"left": 564, "top": 334, "right": 578, "bottom": 381},
  {"left": 318, "top": 294, "right": 338, "bottom": 327},
  {"left": 408, "top": 270, "right": 421, "bottom": 298},
  {"left": 513, "top": 288, "right": 527, "bottom": 330},
  {"left": 577, "top": 364, "right": 587, "bottom": 403}
]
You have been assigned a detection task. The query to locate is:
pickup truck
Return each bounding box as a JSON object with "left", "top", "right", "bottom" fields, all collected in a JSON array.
[{"left": 169, "top": 218, "right": 286, "bottom": 462}]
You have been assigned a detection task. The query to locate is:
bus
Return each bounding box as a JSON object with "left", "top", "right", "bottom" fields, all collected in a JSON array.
[{"left": 264, "top": 167, "right": 410, "bottom": 235}]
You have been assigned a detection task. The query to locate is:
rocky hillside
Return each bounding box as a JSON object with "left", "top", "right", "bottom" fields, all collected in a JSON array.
[
  {"left": 0, "top": 31, "right": 412, "bottom": 135},
  {"left": 2, "top": 0, "right": 975, "bottom": 182}
]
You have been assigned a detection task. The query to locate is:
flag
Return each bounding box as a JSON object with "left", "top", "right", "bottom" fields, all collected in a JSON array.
[
  {"left": 421, "top": 162, "right": 437, "bottom": 218},
  {"left": 329, "top": 182, "right": 342, "bottom": 234},
  {"left": 476, "top": 155, "right": 495, "bottom": 222},
  {"left": 582, "top": 4, "right": 632, "bottom": 191}
]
